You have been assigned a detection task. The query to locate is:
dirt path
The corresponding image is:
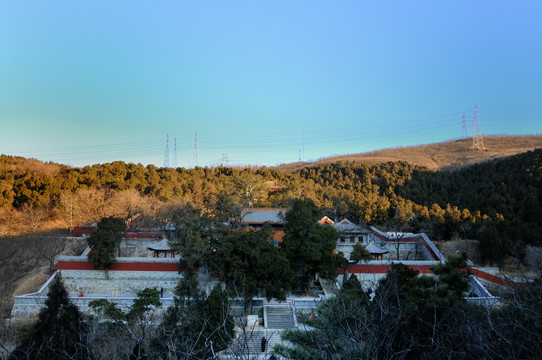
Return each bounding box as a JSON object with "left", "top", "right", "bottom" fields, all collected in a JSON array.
[{"left": 12, "top": 266, "right": 51, "bottom": 297}]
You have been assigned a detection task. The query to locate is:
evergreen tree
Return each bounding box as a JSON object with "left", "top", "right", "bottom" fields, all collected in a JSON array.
[
  {"left": 431, "top": 252, "right": 471, "bottom": 303},
  {"left": 350, "top": 243, "right": 373, "bottom": 263},
  {"left": 479, "top": 224, "right": 508, "bottom": 266},
  {"left": 202, "top": 284, "right": 235, "bottom": 354},
  {"left": 152, "top": 269, "right": 206, "bottom": 358},
  {"left": 88, "top": 216, "right": 126, "bottom": 269},
  {"left": 276, "top": 257, "right": 474, "bottom": 360},
  {"left": 9, "top": 275, "right": 89, "bottom": 360},
  {"left": 89, "top": 287, "right": 162, "bottom": 360},
  {"left": 152, "top": 270, "right": 235, "bottom": 359},
  {"left": 215, "top": 225, "right": 293, "bottom": 304},
  {"left": 127, "top": 288, "right": 162, "bottom": 322},
  {"left": 171, "top": 202, "right": 227, "bottom": 270},
  {"left": 281, "top": 199, "right": 339, "bottom": 293}
]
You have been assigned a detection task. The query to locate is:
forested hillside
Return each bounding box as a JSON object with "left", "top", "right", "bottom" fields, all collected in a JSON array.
[
  {"left": 2, "top": 148, "right": 542, "bottom": 358},
  {"left": 399, "top": 149, "right": 542, "bottom": 237},
  {"left": 397, "top": 149, "right": 542, "bottom": 263},
  {"left": 1, "top": 147, "right": 542, "bottom": 266}
]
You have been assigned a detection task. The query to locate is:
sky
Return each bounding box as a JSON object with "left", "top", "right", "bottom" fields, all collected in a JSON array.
[{"left": 1, "top": 1, "right": 541, "bottom": 168}]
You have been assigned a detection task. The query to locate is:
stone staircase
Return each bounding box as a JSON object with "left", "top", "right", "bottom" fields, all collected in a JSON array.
[
  {"left": 265, "top": 306, "right": 295, "bottom": 329},
  {"left": 243, "top": 330, "right": 265, "bottom": 356},
  {"left": 227, "top": 329, "right": 283, "bottom": 357}
]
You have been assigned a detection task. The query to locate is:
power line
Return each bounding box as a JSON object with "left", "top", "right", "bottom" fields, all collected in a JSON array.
[
  {"left": 173, "top": 137, "right": 178, "bottom": 168},
  {"left": 163, "top": 134, "right": 169, "bottom": 167},
  {"left": 461, "top": 115, "right": 468, "bottom": 138},
  {"left": 7, "top": 106, "right": 539, "bottom": 167},
  {"left": 472, "top": 104, "right": 485, "bottom": 150},
  {"left": 302, "top": 126, "right": 305, "bottom": 162},
  {"left": 193, "top": 131, "right": 198, "bottom": 167}
]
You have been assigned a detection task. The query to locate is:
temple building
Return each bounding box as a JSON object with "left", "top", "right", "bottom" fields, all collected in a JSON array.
[
  {"left": 238, "top": 208, "right": 287, "bottom": 244},
  {"left": 148, "top": 238, "right": 175, "bottom": 258}
]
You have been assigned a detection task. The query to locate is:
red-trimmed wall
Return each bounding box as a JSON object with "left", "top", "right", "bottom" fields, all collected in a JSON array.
[
  {"left": 72, "top": 227, "right": 163, "bottom": 239},
  {"left": 57, "top": 261, "right": 179, "bottom": 272},
  {"left": 369, "top": 229, "right": 441, "bottom": 261},
  {"left": 122, "top": 231, "right": 163, "bottom": 239},
  {"left": 339, "top": 263, "right": 522, "bottom": 289},
  {"left": 339, "top": 264, "right": 434, "bottom": 275},
  {"left": 73, "top": 226, "right": 97, "bottom": 237},
  {"left": 470, "top": 268, "right": 522, "bottom": 288}
]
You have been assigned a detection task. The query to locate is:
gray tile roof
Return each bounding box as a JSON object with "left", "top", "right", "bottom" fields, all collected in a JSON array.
[
  {"left": 148, "top": 238, "right": 172, "bottom": 251},
  {"left": 334, "top": 219, "right": 367, "bottom": 233},
  {"left": 241, "top": 208, "right": 286, "bottom": 224},
  {"left": 366, "top": 242, "right": 390, "bottom": 254}
]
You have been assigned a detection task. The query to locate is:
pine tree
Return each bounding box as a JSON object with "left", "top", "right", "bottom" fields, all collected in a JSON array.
[
  {"left": 202, "top": 284, "right": 234, "bottom": 353},
  {"left": 151, "top": 275, "right": 236, "bottom": 359},
  {"left": 215, "top": 225, "right": 293, "bottom": 304},
  {"left": 151, "top": 269, "right": 207, "bottom": 359},
  {"left": 350, "top": 243, "right": 373, "bottom": 263},
  {"left": 281, "top": 198, "right": 339, "bottom": 293},
  {"left": 88, "top": 216, "right": 126, "bottom": 269},
  {"left": 9, "top": 275, "right": 89, "bottom": 360}
]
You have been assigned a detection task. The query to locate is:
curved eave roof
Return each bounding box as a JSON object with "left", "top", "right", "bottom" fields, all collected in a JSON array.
[
  {"left": 148, "top": 239, "right": 172, "bottom": 251},
  {"left": 366, "top": 242, "right": 390, "bottom": 254}
]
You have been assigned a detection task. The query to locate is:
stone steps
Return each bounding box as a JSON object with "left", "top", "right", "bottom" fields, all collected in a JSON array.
[
  {"left": 230, "top": 330, "right": 283, "bottom": 356},
  {"left": 265, "top": 306, "right": 295, "bottom": 329},
  {"left": 244, "top": 331, "right": 281, "bottom": 356}
]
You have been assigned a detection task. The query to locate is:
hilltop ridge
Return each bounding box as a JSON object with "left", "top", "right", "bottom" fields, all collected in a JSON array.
[
  {"left": 2, "top": 135, "right": 541, "bottom": 173},
  {"left": 278, "top": 134, "right": 542, "bottom": 171}
]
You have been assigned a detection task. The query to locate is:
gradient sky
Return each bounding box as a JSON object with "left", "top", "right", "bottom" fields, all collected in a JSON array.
[{"left": 1, "top": 1, "right": 541, "bottom": 168}]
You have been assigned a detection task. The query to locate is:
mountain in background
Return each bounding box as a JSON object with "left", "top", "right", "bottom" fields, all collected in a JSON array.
[
  {"left": 1, "top": 135, "right": 542, "bottom": 271},
  {"left": 2, "top": 134, "right": 541, "bottom": 172},
  {"left": 278, "top": 134, "right": 542, "bottom": 171}
]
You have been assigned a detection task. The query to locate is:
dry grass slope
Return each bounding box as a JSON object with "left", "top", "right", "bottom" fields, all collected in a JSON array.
[
  {"left": 0, "top": 154, "right": 63, "bottom": 175},
  {"left": 278, "top": 135, "right": 542, "bottom": 171}
]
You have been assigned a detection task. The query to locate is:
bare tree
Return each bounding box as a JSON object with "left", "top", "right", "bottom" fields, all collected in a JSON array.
[
  {"left": 20, "top": 202, "right": 48, "bottom": 233},
  {"left": 404, "top": 237, "right": 422, "bottom": 260},
  {"left": 232, "top": 171, "right": 267, "bottom": 208},
  {"left": 32, "top": 236, "right": 66, "bottom": 274},
  {"left": 72, "top": 188, "right": 107, "bottom": 224},
  {"left": 106, "top": 189, "right": 150, "bottom": 220},
  {"left": 384, "top": 207, "right": 414, "bottom": 260},
  {"left": 58, "top": 192, "right": 74, "bottom": 236}
]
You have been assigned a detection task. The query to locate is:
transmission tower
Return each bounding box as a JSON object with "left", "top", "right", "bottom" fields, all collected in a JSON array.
[
  {"left": 193, "top": 131, "right": 198, "bottom": 167},
  {"left": 163, "top": 134, "right": 170, "bottom": 167},
  {"left": 471, "top": 104, "right": 485, "bottom": 149},
  {"left": 302, "top": 126, "right": 305, "bottom": 162},
  {"left": 461, "top": 115, "right": 468, "bottom": 139},
  {"left": 173, "top": 137, "right": 178, "bottom": 168}
]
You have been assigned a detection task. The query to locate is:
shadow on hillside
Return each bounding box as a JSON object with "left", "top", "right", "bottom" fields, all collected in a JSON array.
[{"left": 0, "top": 229, "right": 87, "bottom": 321}]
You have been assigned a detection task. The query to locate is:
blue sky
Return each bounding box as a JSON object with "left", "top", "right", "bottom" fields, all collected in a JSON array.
[{"left": 1, "top": 1, "right": 541, "bottom": 168}]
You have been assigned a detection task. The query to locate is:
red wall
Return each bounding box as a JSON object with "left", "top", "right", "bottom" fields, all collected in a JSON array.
[
  {"left": 339, "top": 264, "right": 434, "bottom": 275},
  {"left": 73, "top": 226, "right": 97, "bottom": 237},
  {"left": 57, "top": 261, "right": 179, "bottom": 272},
  {"left": 72, "top": 227, "right": 163, "bottom": 239}
]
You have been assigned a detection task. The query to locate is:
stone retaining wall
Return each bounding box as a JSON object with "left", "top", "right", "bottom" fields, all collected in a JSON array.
[
  {"left": 11, "top": 268, "right": 183, "bottom": 322},
  {"left": 60, "top": 269, "right": 182, "bottom": 298},
  {"left": 11, "top": 293, "right": 176, "bottom": 322}
]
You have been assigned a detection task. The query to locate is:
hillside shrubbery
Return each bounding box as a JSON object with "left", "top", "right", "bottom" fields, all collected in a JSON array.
[{"left": 2, "top": 148, "right": 542, "bottom": 265}]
